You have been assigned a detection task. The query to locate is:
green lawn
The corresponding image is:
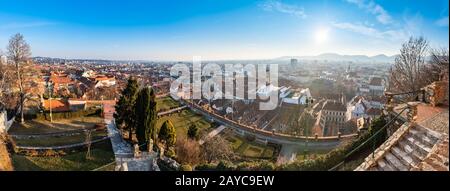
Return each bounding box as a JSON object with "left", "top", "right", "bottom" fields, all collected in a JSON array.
[
  {"left": 295, "top": 149, "right": 330, "bottom": 161},
  {"left": 262, "top": 148, "right": 274, "bottom": 158},
  {"left": 9, "top": 117, "right": 104, "bottom": 134},
  {"left": 13, "top": 131, "right": 108, "bottom": 147},
  {"left": 156, "top": 97, "right": 180, "bottom": 112},
  {"left": 243, "top": 146, "right": 264, "bottom": 157},
  {"left": 226, "top": 136, "right": 244, "bottom": 150},
  {"left": 12, "top": 142, "right": 115, "bottom": 171},
  {"left": 157, "top": 110, "right": 213, "bottom": 140},
  {"left": 225, "top": 134, "right": 276, "bottom": 159}
]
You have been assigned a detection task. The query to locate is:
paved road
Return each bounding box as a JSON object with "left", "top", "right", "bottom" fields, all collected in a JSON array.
[{"left": 184, "top": 102, "right": 351, "bottom": 149}]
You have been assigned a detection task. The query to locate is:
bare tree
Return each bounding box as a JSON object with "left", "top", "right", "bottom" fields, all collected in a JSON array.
[
  {"left": 0, "top": 50, "right": 19, "bottom": 110},
  {"left": 7, "top": 33, "right": 33, "bottom": 123},
  {"left": 175, "top": 138, "right": 203, "bottom": 165},
  {"left": 201, "top": 136, "right": 234, "bottom": 163},
  {"left": 388, "top": 37, "right": 429, "bottom": 96},
  {"left": 426, "top": 48, "right": 449, "bottom": 82}
]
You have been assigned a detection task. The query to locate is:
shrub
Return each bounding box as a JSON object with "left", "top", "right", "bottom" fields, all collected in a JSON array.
[
  {"left": 194, "top": 163, "right": 217, "bottom": 171},
  {"left": 236, "top": 162, "right": 255, "bottom": 171},
  {"left": 187, "top": 124, "right": 199, "bottom": 140},
  {"left": 257, "top": 161, "right": 275, "bottom": 171},
  {"left": 42, "top": 149, "right": 58, "bottom": 157},
  {"left": 216, "top": 160, "right": 236, "bottom": 171},
  {"left": 180, "top": 164, "right": 193, "bottom": 171}
]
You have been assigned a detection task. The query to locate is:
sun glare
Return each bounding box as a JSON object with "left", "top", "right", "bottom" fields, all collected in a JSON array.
[{"left": 315, "top": 28, "right": 329, "bottom": 44}]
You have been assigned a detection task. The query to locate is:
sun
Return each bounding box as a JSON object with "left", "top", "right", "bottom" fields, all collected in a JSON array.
[{"left": 315, "top": 28, "right": 329, "bottom": 44}]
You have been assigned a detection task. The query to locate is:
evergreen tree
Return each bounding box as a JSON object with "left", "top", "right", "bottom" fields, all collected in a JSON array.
[
  {"left": 159, "top": 120, "right": 177, "bottom": 155},
  {"left": 187, "top": 124, "right": 199, "bottom": 140},
  {"left": 114, "top": 77, "right": 139, "bottom": 141},
  {"left": 135, "top": 87, "right": 157, "bottom": 151}
]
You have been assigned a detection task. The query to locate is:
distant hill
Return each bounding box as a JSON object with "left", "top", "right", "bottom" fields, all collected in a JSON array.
[{"left": 276, "top": 53, "right": 397, "bottom": 63}]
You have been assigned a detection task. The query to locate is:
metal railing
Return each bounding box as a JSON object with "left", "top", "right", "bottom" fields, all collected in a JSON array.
[{"left": 328, "top": 106, "right": 408, "bottom": 171}]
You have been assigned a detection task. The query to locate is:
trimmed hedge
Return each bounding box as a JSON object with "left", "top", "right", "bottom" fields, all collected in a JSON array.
[{"left": 36, "top": 108, "right": 102, "bottom": 121}]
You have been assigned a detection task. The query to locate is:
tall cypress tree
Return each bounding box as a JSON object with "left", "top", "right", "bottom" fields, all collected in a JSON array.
[
  {"left": 114, "top": 77, "right": 139, "bottom": 141},
  {"left": 135, "top": 86, "right": 157, "bottom": 151}
]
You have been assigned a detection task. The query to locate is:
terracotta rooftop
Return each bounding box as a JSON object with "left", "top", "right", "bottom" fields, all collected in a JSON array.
[{"left": 42, "top": 99, "right": 70, "bottom": 112}]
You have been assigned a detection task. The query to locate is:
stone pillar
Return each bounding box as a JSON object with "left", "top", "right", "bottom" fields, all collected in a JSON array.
[
  {"left": 159, "top": 147, "right": 165, "bottom": 158},
  {"left": 384, "top": 92, "right": 394, "bottom": 114},
  {"left": 428, "top": 81, "right": 448, "bottom": 107},
  {"left": 338, "top": 132, "right": 342, "bottom": 139},
  {"left": 134, "top": 144, "right": 141, "bottom": 157},
  {"left": 407, "top": 102, "right": 419, "bottom": 123},
  {"left": 315, "top": 133, "right": 318, "bottom": 140},
  {"left": 148, "top": 139, "right": 153, "bottom": 153}
]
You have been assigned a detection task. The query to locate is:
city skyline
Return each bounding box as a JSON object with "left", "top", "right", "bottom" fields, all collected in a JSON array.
[{"left": 0, "top": 0, "right": 449, "bottom": 61}]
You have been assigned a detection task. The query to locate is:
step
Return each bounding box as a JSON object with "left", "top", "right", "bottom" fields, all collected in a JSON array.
[
  {"left": 377, "top": 159, "right": 395, "bottom": 171},
  {"left": 405, "top": 136, "right": 432, "bottom": 156},
  {"left": 385, "top": 152, "right": 409, "bottom": 171},
  {"left": 422, "top": 127, "right": 443, "bottom": 141},
  {"left": 408, "top": 129, "right": 437, "bottom": 148},
  {"left": 398, "top": 140, "right": 425, "bottom": 161},
  {"left": 391, "top": 146, "right": 417, "bottom": 167},
  {"left": 368, "top": 167, "right": 379, "bottom": 171}
]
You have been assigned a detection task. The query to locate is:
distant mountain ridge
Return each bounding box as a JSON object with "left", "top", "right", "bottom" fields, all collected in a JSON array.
[{"left": 276, "top": 53, "right": 398, "bottom": 63}]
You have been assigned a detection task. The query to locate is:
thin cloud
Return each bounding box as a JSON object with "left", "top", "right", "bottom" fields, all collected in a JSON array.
[
  {"left": 332, "top": 22, "right": 407, "bottom": 41},
  {"left": 435, "top": 16, "right": 449, "bottom": 27},
  {"left": 259, "top": 0, "right": 307, "bottom": 19},
  {"left": 0, "top": 21, "right": 57, "bottom": 29},
  {"left": 345, "top": 0, "right": 392, "bottom": 24}
]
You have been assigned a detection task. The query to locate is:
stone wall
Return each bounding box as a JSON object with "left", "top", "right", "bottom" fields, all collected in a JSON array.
[
  {"left": 0, "top": 134, "right": 13, "bottom": 171},
  {"left": 0, "top": 110, "right": 14, "bottom": 134}
]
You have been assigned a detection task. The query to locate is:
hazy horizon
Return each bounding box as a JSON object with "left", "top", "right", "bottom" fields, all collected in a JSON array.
[{"left": 0, "top": 0, "right": 448, "bottom": 61}]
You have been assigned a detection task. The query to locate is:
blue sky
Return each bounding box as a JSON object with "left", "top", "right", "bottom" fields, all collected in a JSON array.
[{"left": 0, "top": 0, "right": 448, "bottom": 61}]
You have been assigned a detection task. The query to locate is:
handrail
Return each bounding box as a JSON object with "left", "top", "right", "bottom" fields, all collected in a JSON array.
[
  {"left": 328, "top": 107, "right": 408, "bottom": 171},
  {"left": 385, "top": 89, "right": 424, "bottom": 96}
]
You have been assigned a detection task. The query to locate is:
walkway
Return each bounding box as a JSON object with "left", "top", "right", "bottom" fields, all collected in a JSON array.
[
  {"left": 199, "top": 125, "right": 227, "bottom": 145},
  {"left": 157, "top": 106, "right": 187, "bottom": 117},
  {"left": 103, "top": 102, "right": 155, "bottom": 171},
  {"left": 276, "top": 144, "right": 297, "bottom": 165}
]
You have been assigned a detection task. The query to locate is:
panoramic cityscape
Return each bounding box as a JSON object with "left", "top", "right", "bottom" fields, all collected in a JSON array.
[{"left": 0, "top": 0, "right": 448, "bottom": 173}]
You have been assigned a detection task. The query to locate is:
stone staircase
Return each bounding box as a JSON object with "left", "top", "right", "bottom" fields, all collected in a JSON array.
[{"left": 367, "top": 124, "right": 446, "bottom": 171}]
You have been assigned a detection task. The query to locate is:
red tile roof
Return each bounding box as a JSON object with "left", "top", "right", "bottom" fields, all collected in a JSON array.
[{"left": 42, "top": 99, "right": 70, "bottom": 112}]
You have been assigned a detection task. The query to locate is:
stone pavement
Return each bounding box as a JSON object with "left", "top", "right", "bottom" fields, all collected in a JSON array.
[{"left": 103, "top": 101, "right": 156, "bottom": 171}]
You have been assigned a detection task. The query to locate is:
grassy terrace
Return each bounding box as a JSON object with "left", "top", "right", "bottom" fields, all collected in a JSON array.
[
  {"left": 13, "top": 131, "right": 108, "bottom": 147},
  {"left": 12, "top": 142, "right": 115, "bottom": 171},
  {"left": 295, "top": 149, "right": 330, "bottom": 161},
  {"left": 8, "top": 117, "right": 104, "bottom": 134},
  {"left": 156, "top": 96, "right": 181, "bottom": 112},
  {"left": 157, "top": 109, "right": 213, "bottom": 140},
  {"left": 225, "top": 133, "right": 276, "bottom": 159}
]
